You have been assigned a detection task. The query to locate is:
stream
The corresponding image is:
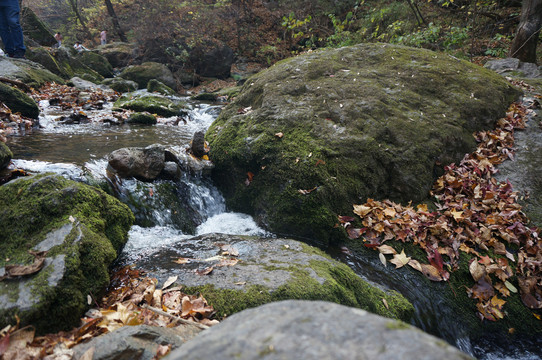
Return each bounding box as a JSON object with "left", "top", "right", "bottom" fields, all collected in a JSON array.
[{"left": 6, "top": 94, "right": 540, "bottom": 360}]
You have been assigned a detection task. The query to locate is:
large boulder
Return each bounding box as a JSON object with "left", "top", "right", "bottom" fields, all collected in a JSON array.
[
  {"left": 114, "top": 92, "right": 187, "bottom": 117},
  {"left": 189, "top": 39, "right": 234, "bottom": 79},
  {"left": 167, "top": 300, "right": 471, "bottom": 360},
  {"left": 0, "top": 56, "right": 63, "bottom": 88},
  {"left": 0, "top": 174, "right": 134, "bottom": 333},
  {"left": 21, "top": 7, "right": 55, "bottom": 46},
  {"left": 130, "top": 233, "right": 414, "bottom": 322},
  {"left": 119, "top": 62, "right": 177, "bottom": 90},
  {"left": 206, "top": 43, "right": 521, "bottom": 242},
  {"left": 96, "top": 42, "right": 137, "bottom": 68},
  {"left": 0, "top": 142, "right": 12, "bottom": 170},
  {"left": 75, "top": 51, "right": 114, "bottom": 78},
  {"left": 0, "top": 82, "right": 39, "bottom": 118},
  {"left": 108, "top": 144, "right": 166, "bottom": 181}
]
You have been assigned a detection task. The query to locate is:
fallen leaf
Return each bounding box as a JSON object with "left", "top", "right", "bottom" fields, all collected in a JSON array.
[
  {"left": 389, "top": 250, "right": 410, "bottom": 269},
  {"left": 377, "top": 245, "right": 397, "bottom": 255},
  {"left": 216, "top": 258, "right": 239, "bottom": 267},
  {"left": 196, "top": 266, "right": 214, "bottom": 276},
  {"left": 353, "top": 204, "right": 372, "bottom": 217},
  {"left": 469, "top": 259, "right": 485, "bottom": 282},
  {"left": 1, "top": 251, "right": 47, "bottom": 280},
  {"left": 298, "top": 187, "right": 317, "bottom": 195},
  {"left": 379, "top": 252, "right": 387, "bottom": 267},
  {"left": 504, "top": 280, "right": 518, "bottom": 294},
  {"left": 162, "top": 276, "right": 178, "bottom": 290},
  {"left": 382, "top": 298, "right": 389, "bottom": 309},
  {"left": 274, "top": 132, "right": 284, "bottom": 138},
  {"left": 172, "top": 257, "right": 191, "bottom": 264}
]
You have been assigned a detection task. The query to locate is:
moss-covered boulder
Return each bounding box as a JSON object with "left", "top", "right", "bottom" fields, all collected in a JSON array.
[
  {"left": 101, "top": 77, "right": 138, "bottom": 93},
  {"left": 147, "top": 79, "right": 176, "bottom": 95},
  {"left": 0, "top": 82, "right": 39, "bottom": 118},
  {"left": 206, "top": 43, "right": 521, "bottom": 243},
  {"left": 119, "top": 62, "right": 176, "bottom": 90},
  {"left": 21, "top": 7, "right": 55, "bottom": 46},
  {"left": 114, "top": 92, "right": 187, "bottom": 117},
  {"left": 0, "top": 174, "right": 134, "bottom": 333},
  {"left": 126, "top": 112, "right": 157, "bottom": 125},
  {"left": 0, "top": 142, "right": 12, "bottom": 170},
  {"left": 0, "top": 56, "right": 63, "bottom": 88},
  {"left": 96, "top": 42, "right": 136, "bottom": 68},
  {"left": 130, "top": 233, "right": 414, "bottom": 322},
  {"left": 75, "top": 51, "right": 114, "bottom": 78}
]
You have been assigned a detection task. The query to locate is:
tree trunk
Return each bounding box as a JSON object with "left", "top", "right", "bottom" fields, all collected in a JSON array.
[
  {"left": 509, "top": 0, "right": 542, "bottom": 63},
  {"left": 68, "top": 0, "right": 93, "bottom": 43},
  {"left": 104, "top": 0, "right": 127, "bottom": 42}
]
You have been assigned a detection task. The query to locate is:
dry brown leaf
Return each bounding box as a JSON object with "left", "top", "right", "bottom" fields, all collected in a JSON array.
[
  {"left": 377, "top": 245, "right": 397, "bottom": 255},
  {"left": 162, "top": 276, "right": 178, "bottom": 290},
  {"left": 389, "top": 250, "right": 410, "bottom": 269},
  {"left": 196, "top": 266, "right": 214, "bottom": 276},
  {"left": 172, "top": 257, "right": 191, "bottom": 264}
]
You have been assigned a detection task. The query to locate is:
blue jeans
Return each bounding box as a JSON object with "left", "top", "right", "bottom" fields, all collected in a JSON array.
[{"left": 0, "top": 0, "right": 26, "bottom": 56}]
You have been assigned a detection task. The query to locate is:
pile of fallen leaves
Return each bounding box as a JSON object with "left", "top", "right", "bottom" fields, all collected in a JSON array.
[
  {"left": 30, "top": 83, "right": 118, "bottom": 110},
  {"left": 339, "top": 100, "right": 541, "bottom": 322},
  {"left": 0, "top": 266, "right": 217, "bottom": 359}
]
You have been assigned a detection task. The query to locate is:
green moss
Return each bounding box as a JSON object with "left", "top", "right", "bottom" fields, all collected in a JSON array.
[
  {"left": 207, "top": 44, "right": 520, "bottom": 244},
  {"left": 114, "top": 93, "right": 187, "bottom": 117},
  {"left": 0, "top": 174, "right": 134, "bottom": 333},
  {"left": 147, "top": 79, "right": 176, "bottom": 95},
  {"left": 385, "top": 320, "right": 410, "bottom": 330},
  {"left": 0, "top": 82, "right": 39, "bottom": 118},
  {"left": 126, "top": 112, "right": 157, "bottom": 125},
  {"left": 184, "top": 249, "right": 413, "bottom": 322},
  {"left": 0, "top": 142, "right": 13, "bottom": 169}
]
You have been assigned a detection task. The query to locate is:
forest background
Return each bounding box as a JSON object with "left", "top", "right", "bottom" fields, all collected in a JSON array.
[{"left": 20, "top": 0, "right": 542, "bottom": 73}]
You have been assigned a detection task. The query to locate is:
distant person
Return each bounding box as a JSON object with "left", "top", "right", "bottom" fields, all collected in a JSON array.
[
  {"left": 54, "top": 32, "right": 63, "bottom": 47},
  {"left": 73, "top": 41, "right": 88, "bottom": 52},
  {"left": 100, "top": 30, "right": 107, "bottom": 45},
  {"left": 0, "top": 0, "right": 26, "bottom": 58}
]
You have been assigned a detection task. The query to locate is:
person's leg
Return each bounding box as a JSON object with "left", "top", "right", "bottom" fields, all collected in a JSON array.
[
  {"left": 4, "top": 0, "right": 25, "bottom": 57},
  {"left": 0, "top": 6, "right": 15, "bottom": 56}
]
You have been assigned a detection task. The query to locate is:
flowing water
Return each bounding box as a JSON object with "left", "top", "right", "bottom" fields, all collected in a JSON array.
[{"left": 6, "top": 95, "right": 540, "bottom": 359}]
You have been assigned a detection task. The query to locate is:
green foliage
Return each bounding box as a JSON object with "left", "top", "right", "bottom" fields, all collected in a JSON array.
[
  {"left": 485, "top": 33, "right": 512, "bottom": 57},
  {"left": 281, "top": 12, "right": 312, "bottom": 39},
  {"left": 325, "top": 12, "right": 355, "bottom": 48}
]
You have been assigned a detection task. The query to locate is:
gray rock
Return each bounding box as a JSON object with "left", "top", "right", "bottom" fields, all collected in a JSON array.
[
  {"left": 102, "top": 77, "right": 139, "bottom": 93},
  {"left": 96, "top": 42, "right": 138, "bottom": 68},
  {"left": 174, "top": 149, "right": 214, "bottom": 176},
  {"left": 114, "top": 92, "right": 187, "bottom": 117},
  {"left": 72, "top": 324, "right": 201, "bottom": 360},
  {"left": 147, "top": 79, "right": 176, "bottom": 95},
  {"left": 75, "top": 51, "right": 114, "bottom": 78},
  {"left": 108, "top": 143, "right": 166, "bottom": 181},
  {"left": 0, "top": 174, "right": 133, "bottom": 333},
  {"left": 160, "top": 161, "right": 182, "bottom": 181},
  {"left": 68, "top": 76, "right": 112, "bottom": 92},
  {"left": 207, "top": 43, "right": 520, "bottom": 242},
  {"left": 484, "top": 57, "right": 541, "bottom": 78},
  {"left": 130, "top": 233, "right": 413, "bottom": 322},
  {"left": 167, "top": 300, "right": 473, "bottom": 360},
  {"left": 0, "top": 56, "right": 63, "bottom": 88}
]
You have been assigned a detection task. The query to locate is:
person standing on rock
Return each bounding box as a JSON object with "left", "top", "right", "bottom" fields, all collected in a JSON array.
[
  {"left": 0, "top": 0, "right": 26, "bottom": 58},
  {"left": 100, "top": 30, "right": 107, "bottom": 45},
  {"left": 54, "top": 32, "right": 63, "bottom": 47}
]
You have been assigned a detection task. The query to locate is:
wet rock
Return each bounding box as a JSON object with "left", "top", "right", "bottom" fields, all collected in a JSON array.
[
  {"left": 58, "top": 111, "right": 90, "bottom": 124},
  {"left": 0, "top": 142, "right": 12, "bottom": 170},
  {"left": 147, "top": 79, "right": 176, "bottom": 96},
  {"left": 189, "top": 39, "right": 234, "bottom": 79},
  {"left": 484, "top": 58, "right": 541, "bottom": 78},
  {"left": 0, "top": 174, "right": 134, "bottom": 333},
  {"left": 101, "top": 77, "right": 138, "bottom": 93},
  {"left": 108, "top": 144, "right": 166, "bottom": 181},
  {"left": 72, "top": 324, "right": 201, "bottom": 360},
  {"left": 160, "top": 161, "right": 182, "bottom": 181},
  {"left": 167, "top": 300, "right": 472, "bottom": 360},
  {"left": 0, "top": 82, "right": 39, "bottom": 119},
  {"left": 114, "top": 92, "right": 187, "bottom": 117},
  {"left": 190, "top": 93, "right": 218, "bottom": 102},
  {"left": 126, "top": 112, "right": 157, "bottom": 125},
  {"left": 207, "top": 43, "right": 521, "bottom": 242},
  {"left": 119, "top": 62, "right": 177, "bottom": 90},
  {"left": 190, "top": 131, "right": 207, "bottom": 158},
  {"left": 175, "top": 149, "right": 214, "bottom": 176},
  {"left": 130, "top": 233, "right": 414, "bottom": 322},
  {"left": 175, "top": 68, "right": 200, "bottom": 86}
]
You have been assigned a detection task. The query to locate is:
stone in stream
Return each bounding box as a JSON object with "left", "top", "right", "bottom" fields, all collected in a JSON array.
[
  {"left": 166, "top": 300, "right": 473, "bottom": 360},
  {"left": 119, "top": 61, "right": 177, "bottom": 90},
  {"left": 108, "top": 143, "right": 166, "bottom": 181},
  {"left": 0, "top": 174, "right": 134, "bottom": 333},
  {"left": 0, "top": 142, "right": 12, "bottom": 170},
  {"left": 129, "top": 233, "right": 414, "bottom": 322},
  {"left": 206, "top": 43, "right": 521, "bottom": 243},
  {"left": 190, "top": 131, "right": 207, "bottom": 158}
]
